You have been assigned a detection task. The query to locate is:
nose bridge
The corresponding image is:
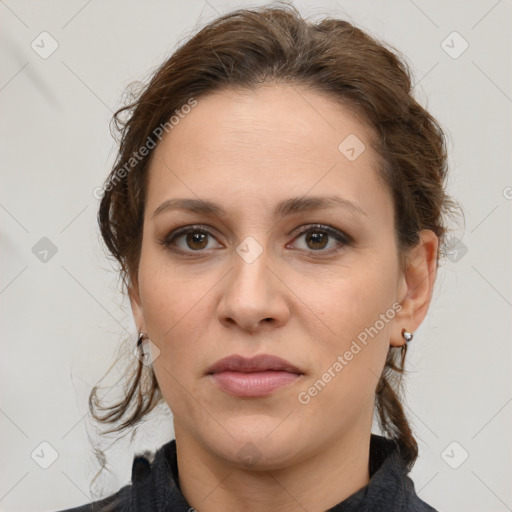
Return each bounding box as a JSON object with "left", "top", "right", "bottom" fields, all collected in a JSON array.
[
  {"left": 231, "top": 234, "right": 271, "bottom": 301},
  {"left": 218, "top": 233, "right": 289, "bottom": 330}
]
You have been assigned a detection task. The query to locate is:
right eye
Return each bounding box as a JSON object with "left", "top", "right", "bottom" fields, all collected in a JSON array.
[{"left": 161, "top": 225, "right": 223, "bottom": 254}]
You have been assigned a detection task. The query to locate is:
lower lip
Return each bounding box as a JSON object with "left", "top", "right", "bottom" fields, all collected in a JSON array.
[{"left": 209, "top": 370, "right": 302, "bottom": 397}]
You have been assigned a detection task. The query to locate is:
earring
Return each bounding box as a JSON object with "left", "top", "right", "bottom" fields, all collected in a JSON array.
[
  {"left": 400, "top": 329, "right": 413, "bottom": 368},
  {"left": 401, "top": 329, "right": 414, "bottom": 343},
  {"left": 137, "top": 332, "right": 147, "bottom": 347}
]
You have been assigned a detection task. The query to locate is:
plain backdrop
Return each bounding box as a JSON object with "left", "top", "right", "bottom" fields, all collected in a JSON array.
[{"left": 1, "top": 1, "right": 511, "bottom": 511}]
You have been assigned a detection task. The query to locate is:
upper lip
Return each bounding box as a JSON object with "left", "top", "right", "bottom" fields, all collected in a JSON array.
[{"left": 206, "top": 354, "right": 303, "bottom": 375}]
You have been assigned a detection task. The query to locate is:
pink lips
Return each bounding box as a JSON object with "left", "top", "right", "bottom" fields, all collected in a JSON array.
[{"left": 206, "top": 354, "right": 304, "bottom": 398}]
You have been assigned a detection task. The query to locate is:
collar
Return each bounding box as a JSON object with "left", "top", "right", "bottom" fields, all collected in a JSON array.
[{"left": 128, "top": 434, "right": 438, "bottom": 512}]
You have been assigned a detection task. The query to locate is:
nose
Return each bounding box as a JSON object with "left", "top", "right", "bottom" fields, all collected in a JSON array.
[{"left": 217, "top": 244, "right": 290, "bottom": 334}]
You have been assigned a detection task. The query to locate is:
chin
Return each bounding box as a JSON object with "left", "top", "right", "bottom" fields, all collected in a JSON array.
[{"left": 204, "top": 422, "right": 308, "bottom": 470}]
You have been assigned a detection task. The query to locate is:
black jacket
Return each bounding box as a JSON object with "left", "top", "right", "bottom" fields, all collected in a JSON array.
[{"left": 57, "top": 434, "right": 438, "bottom": 511}]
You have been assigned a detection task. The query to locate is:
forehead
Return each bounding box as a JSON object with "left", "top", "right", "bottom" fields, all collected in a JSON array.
[
  {"left": 157, "top": 84, "right": 374, "bottom": 158},
  {"left": 145, "top": 83, "right": 391, "bottom": 223}
]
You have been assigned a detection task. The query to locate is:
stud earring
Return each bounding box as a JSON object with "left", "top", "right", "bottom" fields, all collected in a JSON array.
[{"left": 401, "top": 329, "right": 414, "bottom": 343}]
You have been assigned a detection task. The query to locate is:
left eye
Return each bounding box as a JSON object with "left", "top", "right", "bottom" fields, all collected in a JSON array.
[{"left": 290, "top": 225, "right": 350, "bottom": 253}]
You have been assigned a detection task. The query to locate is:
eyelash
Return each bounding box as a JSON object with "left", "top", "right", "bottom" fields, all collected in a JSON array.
[{"left": 159, "top": 223, "right": 353, "bottom": 257}]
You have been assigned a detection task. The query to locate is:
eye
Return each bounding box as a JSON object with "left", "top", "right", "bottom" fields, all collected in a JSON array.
[
  {"left": 161, "top": 225, "right": 222, "bottom": 254},
  {"left": 289, "top": 224, "right": 352, "bottom": 254}
]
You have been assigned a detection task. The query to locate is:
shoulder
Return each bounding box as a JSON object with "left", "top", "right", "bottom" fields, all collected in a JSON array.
[
  {"left": 401, "top": 469, "right": 439, "bottom": 512},
  {"left": 406, "top": 493, "right": 439, "bottom": 512},
  {"left": 368, "top": 435, "right": 440, "bottom": 512},
  {"left": 53, "top": 440, "right": 177, "bottom": 512}
]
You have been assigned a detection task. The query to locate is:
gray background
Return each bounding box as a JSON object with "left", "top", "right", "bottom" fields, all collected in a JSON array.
[{"left": 1, "top": 1, "right": 511, "bottom": 511}]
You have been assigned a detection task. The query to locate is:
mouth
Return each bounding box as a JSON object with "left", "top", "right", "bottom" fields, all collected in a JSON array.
[{"left": 206, "top": 354, "right": 304, "bottom": 398}]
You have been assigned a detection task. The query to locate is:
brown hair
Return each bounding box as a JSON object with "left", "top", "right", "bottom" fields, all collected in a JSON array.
[{"left": 90, "top": 1, "right": 461, "bottom": 479}]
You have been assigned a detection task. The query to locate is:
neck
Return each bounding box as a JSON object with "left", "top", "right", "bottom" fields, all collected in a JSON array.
[{"left": 174, "top": 419, "right": 372, "bottom": 512}]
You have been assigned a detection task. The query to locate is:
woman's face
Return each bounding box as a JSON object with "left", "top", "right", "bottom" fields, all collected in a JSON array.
[{"left": 130, "top": 84, "right": 428, "bottom": 468}]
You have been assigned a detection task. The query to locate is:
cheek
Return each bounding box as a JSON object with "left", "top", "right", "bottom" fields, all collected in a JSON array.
[
  {"left": 308, "top": 253, "right": 398, "bottom": 384},
  {"left": 139, "top": 258, "right": 208, "bottom": 415},
  {"left": 137, "top": 246, "right": 217, "bottom": 382},
  {"left": 138, "top": 243, "right": 197, "bottom": 335},
  {"left": 315, "top": 256, "right": 397, "bottom": 333}
]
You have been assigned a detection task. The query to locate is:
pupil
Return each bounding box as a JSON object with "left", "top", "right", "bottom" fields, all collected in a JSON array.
[
  {"left": 187, "top": 232, "right": 207, "bottom": 250},
  {"left": 307, "top": 232, "right": 327, "bottom": 250}
]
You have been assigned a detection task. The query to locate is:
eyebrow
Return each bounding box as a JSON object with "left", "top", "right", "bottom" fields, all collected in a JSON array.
[{"left": 152, "top": 195, "right": 368, "bottom": 220}]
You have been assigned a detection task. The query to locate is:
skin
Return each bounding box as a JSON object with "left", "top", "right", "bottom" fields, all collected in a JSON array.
[{"left": 129, "top": 83, "right": 438, "bottom": 512}]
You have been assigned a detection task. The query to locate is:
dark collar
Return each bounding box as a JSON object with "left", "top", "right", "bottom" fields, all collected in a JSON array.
[{"left": 126, "top": 434, "right": 437, "bottom": 512}]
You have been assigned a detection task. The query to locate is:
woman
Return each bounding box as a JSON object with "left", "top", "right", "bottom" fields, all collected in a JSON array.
[{"left": 59, "top": 3, "right": 460, "bottom": 511}]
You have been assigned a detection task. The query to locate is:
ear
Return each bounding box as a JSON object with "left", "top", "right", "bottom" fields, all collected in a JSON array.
[
  {"left": 128, "top": 277, "right": 146, "bottom": 333},
  {"left": 390, "top": 229, "right": 439, "bottom": 347}
]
